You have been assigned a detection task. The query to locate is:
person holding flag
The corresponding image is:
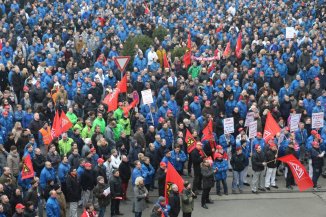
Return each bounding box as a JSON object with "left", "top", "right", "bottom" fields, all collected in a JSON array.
[
  {"left": 311, "top": 141, "right": 324, "bottom": 189},
  {"left": 181, "top": 181, "right": 196, "bottom": 217},
  {"left": 191, "top": 142, "right": 204, "bottom": 194},
  {"left": 251, "top": 145, "right": 267, "bottom": 194}
]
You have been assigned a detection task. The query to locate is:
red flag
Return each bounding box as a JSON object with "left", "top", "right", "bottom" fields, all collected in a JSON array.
[
  {"left": 202, "top": 120, "right": 214, "bottom": 141},
  {"left": 278, "top": 154, "right": 313, "bottom": 191},
  {"left": 59, "top": 111, "right": 73, "bottom": 134},
  {"left": 117, "top": 74, "right": 127, "bottom": 93},
  {"left": 123, "top": 98, "right": 139, "bottom": 116},
  {"left": 21, "top": 154, "right": 34, "bottom": 180},
  {"left": 163, "top": 53, "right": 170, "bottom": 69},
  {"left": 263, "top": 112, "right": 281, "bottom": 142},
  {"left": 51, "top": 111, "right": 60, "bottom": 138},
  {"left": 223, "top": 41, "right": 231, "bottom": 58},
  {"left": 183, "top": 32, "right": 192, "bottom": 67},
  {"left": 235, "top": 33, "right": 242, "bottom": 59},
  {"left": 165, "top": 162, "right": 184, "bottom": 203},
  {"left": 103, "top": 91, "right": 119, "bottom": 112},
  {"left": 185, "top": 129, "right": 196, "bottom": 153}
]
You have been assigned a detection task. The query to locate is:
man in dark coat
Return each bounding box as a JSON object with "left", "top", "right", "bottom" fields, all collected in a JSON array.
[
  {"left": 110, "top": 169, "right": 124, "bottom": 216},
  {"left": 168, "top": 184, "right": 181, "bottom": 217},
  {"left": 118, "top": 155, "right": 131, "bottom": 200},
  {"left": 311, "top": 141, "right": 324, "bottom": 189},
  {"left": 191, "top": 142, "right": 204, "bottom": 193},
  {"left": 80, "top": 163, "right": 96, "bottom": 207},
  {"left": 32, "top": 148, "right": 46, "bottom": 177},
  {"left": 200, "top": 159, "right": 214, "bottom": 209},
  {"left": 251, "top": 145, "right": 266, "bottom": 193},
  {"left": 156, "top": 162, "right": 167, "bottom": 197},
  {"left": 65, "top": 168, "right": 81, "bottom": 217}
]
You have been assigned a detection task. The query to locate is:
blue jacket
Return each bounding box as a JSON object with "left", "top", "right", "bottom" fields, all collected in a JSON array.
[
  {"left": 219, "top": 134, "right": 235, "bottom": 151},
  {"left": 46, "top": 197, "right": 60, "bottom": 217},
  {"left": 170, "top": 150, "right": 187, "bottom": 171},
  {"left": 131, "top": 167, "right": 144, "bottom": 186},
  {"left": 58, "top": 162, "right": 71, "bottom": 184},
  {"left": 278, "top": 87, "right": 290, "bottom": 102},
  {"left": 303, "top": 98, "right": 315, "bottom": 116},
  {"left": 236, "top": 101, "right": 247, "bottom": 118},
  {"left": 40, "top": 167, "right": 57, "bottom": 190},
  {"left": 295, "top": 129, "right": 308, "bottom": 145},
  {"left": 133, "top": 57, "right": 147, "bottom": 71},
  {"left": 212, "top": 159, "right": 228, "bottom": 180},
  {"left": 158, "top": 128, "right": 173, "bottom": 149},
  {"left": 189, "top": 101, "right": 201, "bottom": 118},
  {"left": 77, "top": 166, "right": 85, "bottom": 179},
  {"left": 167, "top": 100, "right": 178, "bottom": 117},
  {"left": 225, "top": 100, "right": 237, "bottom": 117},
  {"left": 141, "top": 163, "right": 155, "bottom": 185},
  {"left": 252, "top": 138, "right": 265, "bottom": 153},
  {"left": 156, "top": 201, "right": 171, "bottom": 217}
]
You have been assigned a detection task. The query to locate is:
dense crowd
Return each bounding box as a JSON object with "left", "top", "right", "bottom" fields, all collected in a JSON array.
[{"left": 0, "top": 0, "right": 325, "bottom": 216}]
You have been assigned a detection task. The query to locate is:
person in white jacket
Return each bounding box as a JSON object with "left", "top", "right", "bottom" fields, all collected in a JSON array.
[{"left": 110, "top": 149, "right": 121, "bottom": 170}]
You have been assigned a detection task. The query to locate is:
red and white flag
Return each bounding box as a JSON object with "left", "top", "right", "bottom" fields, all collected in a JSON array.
[{"left": 263, "top": 112, "right": 281, "bottom": 142}]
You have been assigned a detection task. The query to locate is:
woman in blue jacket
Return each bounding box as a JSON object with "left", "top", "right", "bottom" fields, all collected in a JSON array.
[{"left": 212, "top": 153, "right": 228, "bottom": 195}]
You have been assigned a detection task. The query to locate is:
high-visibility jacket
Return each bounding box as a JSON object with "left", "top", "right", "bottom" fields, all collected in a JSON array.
[{"left": 39, "top": 127, "right": 52, "bottom": 145}]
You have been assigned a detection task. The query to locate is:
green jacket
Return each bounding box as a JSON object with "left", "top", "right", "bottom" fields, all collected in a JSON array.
[
  {"left": 180, "top": 189, "right": 194, "bottom": 213},
  {"left": 113, "top": 108, "right": 124, "bottom": 121},
  {"left": 66, "top": 112, "right": 78, "bottom": 125},
  {"left": 113, "top": 124, "right": 124, "bottom": 141},
  {"left": 58, "top": 138, "right": 74, "bottom": 156},
  {"left": 188, "top": 65, "right": 201, "bottom": 78},
  {"left": 118, "top": 118, "right": 131, "bottom": 136},
  {"left": 81, "top": 126, "right": 93, "bottom": 139},
  {"left": 92, "top": 118, "right": 106, "bottom": 133},
  {"left": 73, "top": 123, "right": 83, "bottom": 131}
]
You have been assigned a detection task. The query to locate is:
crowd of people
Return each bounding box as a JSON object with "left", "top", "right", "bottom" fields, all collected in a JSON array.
[{"left": 0, "top": 0, "right": 325, "bottom": 216}]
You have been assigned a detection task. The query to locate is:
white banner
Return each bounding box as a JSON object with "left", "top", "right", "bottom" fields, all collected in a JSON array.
[
  {"left": 290, "top": 113, "right": 301, "bottom": 132},
  {"left": 191, "top": 55, "right": 220, "bottom": 61},
  {"left": 312, "top": 112, "right": 324, "bottom": 129},
  {"left": 141, "top": 89, "right": 153, "bottom": 105},
  {"left": 245, "top": 112, "right": 255, "bottom": 126},
  {"left": 248, "top": 121, "right": 257, "bottom": 139},
  {"left": 286, "top": 27, "right": 297, "bottom": 39},
  {"left": 224, "top": 117, "right": 234, "bottom": 134}
]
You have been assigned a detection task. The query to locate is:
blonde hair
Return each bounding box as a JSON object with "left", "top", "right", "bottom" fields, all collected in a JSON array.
[{"left": 135, "top": 177, "right": 144, "bottom": 186}]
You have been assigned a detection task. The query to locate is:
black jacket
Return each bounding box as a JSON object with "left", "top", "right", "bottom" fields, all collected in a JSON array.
[
  {"left": 23, "top": 187, "right": 38, "bottom": 205},
  {"left": 265, "top": 149, "right": 277, "bottom": 168},
  {"left": 65, "top": 174, "right": 81, "bottom": 202},
  {"left": 118, "top": 161, "right": 131, "bottom": 183},
  {"left": 94, "top": 165, "right": 108, "bottom": 183},
  {"left": 230, "top": 153, "right": 246, "bottom": 172},
  {"left": 156, "top": 167, "right": 166, "bottom": 196},
  {"left": 191, "top": 148, "right": 203, "bottom": 170},
  {"left": 93, "top": 182, "right": 111, "bottom": 207},
  {"left": 251, "top": 151, "right": 265, "bottom": 172},
  {"left": 33, "top": 154, "right": 46, "bottom": 177},
  {"left": 80, "top": 170, "right": 96, "bottom": 191},
  {"left": 201, "top": 164, "right": 214, "bottom": 189},
  {"left": 109, "top": 176, "right": 123, "bottom": 198},
  {"left": 270, "top": 75, "right": 284, "bottom": 93},
  {"left": 311, "top": 148, "right": 324, "bottom": 169},
  {"left": 168, "top": 190, "right": 180, "bottom": 217}
]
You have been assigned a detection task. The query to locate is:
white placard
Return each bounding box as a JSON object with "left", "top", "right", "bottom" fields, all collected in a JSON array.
[
  {"left": 141, "top": 89, "right": 153, "bottom": 105},
  {"left": 224, "top": 117, "right": 234, "bottom": 134},
  {"left": 245, "top": 112, "right": 255, "bottom": 126},
  {"left": 312, "top": 112, "right": 324, "bottom": 129},
  {"left": 248, "top": 121, "right": 257, "bottom": 139},
  {"left": 286, "top": 27, "right": 297, "bottom": 39},
  {"left": 290, "top": 113, "right": 301, "bottom": 132}
]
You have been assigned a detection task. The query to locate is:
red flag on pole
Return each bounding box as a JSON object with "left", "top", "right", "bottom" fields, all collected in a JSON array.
[
  {"left": 235, "top": 33, "right": 242, "bottom": 59},
  {"left": 144, "top": 2, "right": 150, "bottom": 14},
  {"left": 123, "top": 98, "right": 139, "bottom": 116},
  {"left": 215, "top": 24, "right": 223, "bottom": 33},
  {"left": 278, "top": 154, "right": 313, "bottom": 191},
  {"left": 185, "top": 129, "right": 196, "bottom": 153},
  {"left": 103, "top": 91, "right": 119, "bottom": 112},
  {"left": 183, "top": 32, "right": 192, "bottom": 67},
  {"left": 51, "top": 111, "right": 60, "bottom": 138},
  {"left": 163, "top": 53, "right": 170, "bottom": 69},
  {"left": 202, "top": 120, "right": 214, "bottom": 141},
  {"left": 117, "top": 74, "right": 127, "bottom": 93},
  {"left": 223, "top": 41, "right": 231, "bottom": 58},
  {"left": 59, "top": 111, "right": 73, "bottom": 134},
  {"left": 21, "top": 154, "right": 34, "bottom": 180},
  {"left": 165, "top": 162, "right": 184, "bottom": 203},
  {"left": 263, "top": 112, "right": 281, "bottom": 142}
]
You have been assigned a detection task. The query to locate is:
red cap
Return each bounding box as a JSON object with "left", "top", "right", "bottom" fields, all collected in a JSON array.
[
  {"left": 23, "top": 86, "right": 29, "bottom": 92},
  {"left": 316, "top": 134, "right": 321, "bottom": 140},
  {"left": 15, "top": 203, "right": 25, "bottom": 209},
  {"left": 2, "top": 111, "right": 8, "bottom": 116},
  {"left": 194, "top": 96, "right": 199, "bottom": 101},
  {"left": 77, "top": 82, "right": 82, "bottom": 85},
  {"left": 118, "top": 102, "right": 123, "bottom": 106},
  {"left": 97, "top": 158, "right": 105, "bottom": 163},
  {"left": 270, "top": 143, "right": 276, "bottom": 149},
  {"left": 236, "top": 146, "right": 242, "bottom": 151},
  {"left": 315, "top": 77, "right": 320, "bottom": 81},
  {"left": 84, "top": 162, "right": 92, "bottom": 167},
  {"left": 257, "top": 132, "right": 262, "bottom": 137},
  {"left": 90, "top": 147, "right": 96, "bottom": 152},
  {"left": 311, "top": 130, "right": 318, "bottom": 135},
  {"left": 285, "top": 127, "right": 290, "bottom": 131},
  {"left": 312, "top": 141, "right": 319, "bottom": 147},
  {"left": 167, "top": 109, "right": 172, "bottom": 114},
  {"left": 238, "top": 128, "right": 244, "bottom": 132},
  {"left": 255, "top": 144, "right": 260, "bottom": 150},
  {"left": 160, "top": 162, "right": 167, "bottom": 167},
  {"left": 205, "top": 101, "right": 211, "bottom": 105},
  {"left": 91, "top": 82, "right": 96, "bottom": 86},
  {"left": 214, "top": 152, "right": 223, "bottom": 159},
  {"left": 216, "top": 145, "right": 223, "bottom": 150},
  {"left": 158, "top": 117, "right": 165, "bottom": 123},
  {"left": 183, "top": 105, "right": 189, "bottom": 111},
  {"left": 259, "top": 71, "right": 264, "bottom": 75}
]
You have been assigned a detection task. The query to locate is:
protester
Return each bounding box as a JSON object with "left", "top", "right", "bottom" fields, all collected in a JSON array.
[
  {"left": 181, "top": 181, "right": 196, "bottom": 217},
  {"left": 251, "top": 145, "right": 267, "bottom": 194},
  {"left": 213, "top": 152, "right": 229, "bottom": 195},
  {"left": 93, "top": 176, "right": 111, "bottom": 217},
  {"left": 230, "top": 146, "right": 246, "bottom": 194},
  {"left": 133, "top": 176, "right": 148, "bottom": 217},
  {"left": 110, "top": 169, "right": 124, "bottom": 216},
  {"left": 168, "top": 184, "right": 181, "bottom": 217},
  {"left": 201, "top": 159, "right": 214, "bottom": 209}
]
